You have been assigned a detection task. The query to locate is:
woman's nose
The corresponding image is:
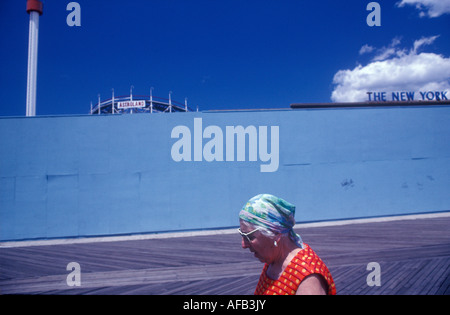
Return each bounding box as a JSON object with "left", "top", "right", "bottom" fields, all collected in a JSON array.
[{"left": 241, "top": 238, "right": 250, "bottom": 249}]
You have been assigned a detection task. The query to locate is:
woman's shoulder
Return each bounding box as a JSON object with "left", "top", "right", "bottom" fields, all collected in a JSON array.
[{"left": 288, "top": 243, "right": 320, "bottom": 271}]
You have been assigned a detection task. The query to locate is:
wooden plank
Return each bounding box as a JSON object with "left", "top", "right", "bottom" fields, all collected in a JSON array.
[{"left": 1, "top": 216, "right": 449, "bottom": 295}]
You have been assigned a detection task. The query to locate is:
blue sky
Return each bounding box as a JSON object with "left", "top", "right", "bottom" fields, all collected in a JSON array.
[{"left": 0, "top": 0, "right": 449, "bottom": 116}]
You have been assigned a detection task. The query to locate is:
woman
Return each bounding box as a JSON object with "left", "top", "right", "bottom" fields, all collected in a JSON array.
[{"left": 238, "top": 194, "right": 336, "bottom": 295}]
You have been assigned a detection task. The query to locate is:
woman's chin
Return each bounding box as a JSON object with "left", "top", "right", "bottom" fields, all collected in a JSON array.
[{"left": 254, "top": 253, "right": 266, "bottom": 263}]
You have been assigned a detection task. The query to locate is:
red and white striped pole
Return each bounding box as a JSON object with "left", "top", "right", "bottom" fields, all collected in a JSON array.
[{"left": 26, "top": 0, "right": 43, "bottom": 117}]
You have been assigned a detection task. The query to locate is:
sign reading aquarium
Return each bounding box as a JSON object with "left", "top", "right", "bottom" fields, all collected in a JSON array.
[
  {"left": 170, "top": 118, "right": 280, "bottom": 173},
  {"left": 367, "top": 91, "right": 448, "bottom": 102}
]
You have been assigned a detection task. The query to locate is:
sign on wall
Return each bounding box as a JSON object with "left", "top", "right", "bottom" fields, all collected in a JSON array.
[{"left": 117, "top": 100, "right": 146, "bottom": 109}]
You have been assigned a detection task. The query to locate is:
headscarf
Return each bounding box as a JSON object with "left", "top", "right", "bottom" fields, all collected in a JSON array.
[{"left": 239, "top": 194, "right": 304, "bottom": 248}]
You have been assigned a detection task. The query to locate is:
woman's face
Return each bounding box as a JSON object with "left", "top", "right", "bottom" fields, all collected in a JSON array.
[{"left": 239, "top": 221, "right": 276, "bottom": 264}]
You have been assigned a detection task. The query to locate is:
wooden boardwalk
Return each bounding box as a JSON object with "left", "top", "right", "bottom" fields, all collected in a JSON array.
[{"left": 1, "top": 214, "right": 449, "bottom": 295}]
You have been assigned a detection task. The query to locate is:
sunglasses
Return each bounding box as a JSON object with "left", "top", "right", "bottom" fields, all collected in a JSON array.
[{"left": 237, "top": 227, "right": 261, "bottom": 242}]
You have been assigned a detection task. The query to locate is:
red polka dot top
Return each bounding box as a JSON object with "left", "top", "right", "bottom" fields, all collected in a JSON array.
[{"left": 254, "top": 243, "right": 336, "bottom": 295}]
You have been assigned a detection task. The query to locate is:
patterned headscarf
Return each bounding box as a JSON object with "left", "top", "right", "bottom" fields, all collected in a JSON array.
[{"left": 239, "top": 194, "right": 304, "bottom": 248}]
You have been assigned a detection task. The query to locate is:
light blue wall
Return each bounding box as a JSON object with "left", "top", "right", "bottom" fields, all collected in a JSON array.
[{"left": 1, "top": 105, "right": 449, "bottom": 241}]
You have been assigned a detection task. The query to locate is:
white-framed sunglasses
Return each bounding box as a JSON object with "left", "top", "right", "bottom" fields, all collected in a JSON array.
[{"left": 237, "top": 227, "right": 261, "bottom": 242}]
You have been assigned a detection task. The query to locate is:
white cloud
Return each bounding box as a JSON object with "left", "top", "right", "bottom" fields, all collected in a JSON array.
[
  {"left": 359, "top": 44, "right": 375, "bottom": 55},
  {"left": 413, "top": 35, "right": 440, "bottom": 53},
  {"left": 331, "top": 36, "right": 450, "bottom": 102},
  {"left": 397, "top": 0, "right": 450, "bottom": 18},
  {"left": 372, "top": 37, "right": 404, "bottom": 61}
]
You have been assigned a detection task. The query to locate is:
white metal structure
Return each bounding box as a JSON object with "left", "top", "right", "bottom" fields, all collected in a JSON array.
[{"left": 90, "top": 88, "right": 193, "bottom": 115}]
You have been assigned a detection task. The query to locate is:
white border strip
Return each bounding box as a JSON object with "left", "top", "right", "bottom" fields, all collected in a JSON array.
[{"left": 1, "top": 212, "right": 449, "bottom": 248}]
